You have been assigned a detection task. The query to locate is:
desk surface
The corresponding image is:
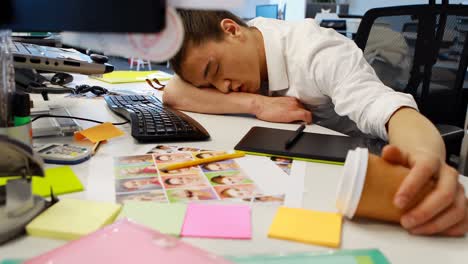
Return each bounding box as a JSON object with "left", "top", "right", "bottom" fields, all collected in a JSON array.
[{"left": 1, "top": 76, "right": 467, "bottom": 263}]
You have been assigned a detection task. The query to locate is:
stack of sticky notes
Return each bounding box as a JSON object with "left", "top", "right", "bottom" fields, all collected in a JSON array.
[
  {"left": 117, "top": 202, "right": 187, "bottom": 237},
  {"left": 268, "top": 207, "right": 342, "bottom": 248},
  {"left": 74, "top": 122, "right": 124, "bottom": 143},
  {"left": 90, "top": 70, "right": 172, "bottom": 84},
  {"left": 0, "top": 166, "right": 83, "bottom": 197},
  {"left": 27, "top": 219, "right": 233, "bottom": 264},
  {"left": 26, "top": 199, "right": 122, "bottom": 240},
  {"left": 181, "top": 203, "right": 252, "bottom": 240}
]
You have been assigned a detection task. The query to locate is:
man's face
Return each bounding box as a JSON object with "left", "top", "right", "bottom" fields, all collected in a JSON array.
[
  {"left": 225, "top": 187, "right": 251, "bottom": 198},
  {"left": 123, "top": 179, "right": 150, "bottom": 189},
  {"left": 158, "top": 155, "right": 172, "bottom": 161},
  {"left": 221, "top": 176, "right": 242, "bottom": 185},
  {"left": 181, "top": 33, "right": 262, "bottom": 94},
  {"left": 206, "top": 162, "right": 235, "bottom": 171},
  {"left": 168, "top": 176, "right": 197, "bottom": 185}
]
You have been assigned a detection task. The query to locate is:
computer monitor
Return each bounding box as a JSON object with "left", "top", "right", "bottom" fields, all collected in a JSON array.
[
  {"left": 0, "top": 0, "right": 167, "bottom": 74},
  {"left": 1, "top": 0, "right": 166, "bottom": 33},
  {"left": 256, "top": 4, "right": 279, "bottom": 19}
]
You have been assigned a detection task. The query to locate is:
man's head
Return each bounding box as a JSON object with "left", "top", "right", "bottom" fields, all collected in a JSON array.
[
  {"left": 220, "top": 187, "right": 252, "bottom": 198},
  {"left": 202, "top": 162, "right": 237, "bottom": 171},
  {"left": 164, "top": 175, "right": 198, "bottom": 186},
  {"left": 170, "top": 10, "right": 267, "bottom": 94},
  {"left": 156, "top": 154, "right": 173, "bottom": 161},
  {"left": 211, "top": 175, "right": 243, "bottom": 185},
  {"left": 123, "top": 179, "right": 152, "bottom": 190}
]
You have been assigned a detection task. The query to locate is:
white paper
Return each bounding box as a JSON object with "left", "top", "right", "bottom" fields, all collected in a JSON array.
[
  {"left": 284, "top": 160, "right": 306, "bottom": 208},
  {"left": 236, "top": 155, "right": 290, "bottom": 196}
]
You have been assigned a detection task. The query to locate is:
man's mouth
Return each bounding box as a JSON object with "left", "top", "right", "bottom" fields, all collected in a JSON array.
[{"left": 239, "top": 84, "right": 247, "bottom": 92}]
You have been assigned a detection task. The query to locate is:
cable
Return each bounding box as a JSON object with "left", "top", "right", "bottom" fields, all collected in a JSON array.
[{"left": 31, "top": 114, "right": 129, "bottom": 126}]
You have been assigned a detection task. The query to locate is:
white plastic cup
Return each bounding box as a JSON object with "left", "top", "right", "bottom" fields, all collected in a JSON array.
[
  {"left": 337, "top": 147, "right": 435, "bottom": 223},
  {"left": 336, "top": 147, "right": 368, "bottom": 219}
]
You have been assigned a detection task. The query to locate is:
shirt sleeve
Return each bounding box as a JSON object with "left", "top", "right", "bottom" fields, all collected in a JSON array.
[{"left": 303, "top": 21, "right": 418, "bottom": 140}]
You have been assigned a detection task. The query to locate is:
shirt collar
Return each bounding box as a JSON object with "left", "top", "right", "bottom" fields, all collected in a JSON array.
[{"left": 250, "top": 19, "right": 289, "bottom": 93}]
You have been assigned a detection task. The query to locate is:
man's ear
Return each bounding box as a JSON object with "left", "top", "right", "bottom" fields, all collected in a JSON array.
[{"left": 220, "top": 19, "right": 242, "bottom": 38}]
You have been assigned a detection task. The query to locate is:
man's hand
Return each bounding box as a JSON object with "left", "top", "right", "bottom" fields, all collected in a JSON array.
[
  {"left": 252, "top": 96, "right": 312, "bottom": 124},
  {"left": 381, "top": 145, "right": 468, "bottom": 236}
]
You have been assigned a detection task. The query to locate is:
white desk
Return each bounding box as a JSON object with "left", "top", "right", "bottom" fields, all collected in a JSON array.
[{"left": 1, "top": 76, "right": 467, "bottom": 263}]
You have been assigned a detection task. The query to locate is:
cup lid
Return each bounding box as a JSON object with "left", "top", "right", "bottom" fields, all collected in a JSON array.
[{"left": 336, "top": 148, "right": 368, "bottom": 218}]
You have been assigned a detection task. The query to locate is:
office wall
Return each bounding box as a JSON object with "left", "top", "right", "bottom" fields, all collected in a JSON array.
[
  {"left": 348, "top": 0, "right": 467, "bottom": 15},
  {"left": 231, "top": 0, "right": 272, "bottom": 19},
  {"left": 283, "top": 0, "right": 306, "bottom": 21},
  {"left": 230, "top": 0, "right": 306, "bottom": 21}
]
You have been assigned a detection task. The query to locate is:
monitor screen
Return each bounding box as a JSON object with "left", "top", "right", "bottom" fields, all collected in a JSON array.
[
  {"left": 256, "top": 4, "right": 278, "bottom": 19},
  {"left": 1, "top": 0, "right": 166, "bottom": 33}
]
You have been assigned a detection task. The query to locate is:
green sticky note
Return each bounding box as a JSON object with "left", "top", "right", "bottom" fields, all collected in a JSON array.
[
  {"left": 0, "top": 166, "right": 84, "bottom": 197},
  {"left": 117, "top": 202, "right": 187, "bottom": 236},
  {"left": 0, "top": 260, "right": 24, "bottom": 264},
  {"left": 228, "top": 249, "right": 390, "bottom": 264},
  {"left": 26, "top": 199, "right": 122, "bottom": 240},
  {"left": 355, "top": 256, "right": 374, "bottom": 264}
]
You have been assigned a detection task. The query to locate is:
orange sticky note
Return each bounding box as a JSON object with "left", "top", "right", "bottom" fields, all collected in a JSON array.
[
  {"left": 268, "top": 207, "right": 342, "bottom": 248},
  {"left": 74, "top": 122, "right": 124, "bottom": 143}
]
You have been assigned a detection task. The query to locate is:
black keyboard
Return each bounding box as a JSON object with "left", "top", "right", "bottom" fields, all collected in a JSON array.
[{"left": 104, "top": 95, "right": 210, "bottom": 142}]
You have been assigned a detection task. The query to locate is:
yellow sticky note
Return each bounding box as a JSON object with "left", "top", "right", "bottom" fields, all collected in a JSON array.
[
  {"left": 26, "top": 199, "right": 122, "bottom": 240},
  {"left": 75, "top": 122, "right": 124, "bottom": 143},
  {"left": 268, "top": 207, "right": 342, "bottom": 248},
  {"left": 90, "top": 70, "right": 172, "bottom": 84},
  {"left": 0, "top": 166, "right": 84, "bottom": 197}
]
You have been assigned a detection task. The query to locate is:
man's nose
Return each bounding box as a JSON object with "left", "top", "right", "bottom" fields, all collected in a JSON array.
[{"left": 214, "top": 79, "right": 231, "bottom": 93}]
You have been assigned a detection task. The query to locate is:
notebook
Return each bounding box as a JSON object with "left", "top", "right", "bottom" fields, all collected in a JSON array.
[
  {"left": 235, "top": 126, "right": 383, "bottom": 164},
  {"left": 26, "top": 219, "right": 233, "bottom": 264}
]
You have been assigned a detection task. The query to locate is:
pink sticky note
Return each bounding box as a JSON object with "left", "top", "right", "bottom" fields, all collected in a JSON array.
[{"left": 181, "top": 203, "right": 251, "bottom": 239}]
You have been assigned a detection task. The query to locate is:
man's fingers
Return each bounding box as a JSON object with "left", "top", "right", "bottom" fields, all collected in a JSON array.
[
  {"left": 440, "top": 198, "right": 468, "bottom": 237},
  {"left": 289, "top": 109, "right": 312, "bottom": 124},
  {"left": 409, "top": 185, "right": 466, "bottom": 235},
  {"left": 381, "top": 145, "right": 408, "bottom": 165},
  {"left": 394, "top": 157, "right": 439, "bottom": 209},
  {"left": 400, "top": 166, "right": 458, "bottom": 229}
]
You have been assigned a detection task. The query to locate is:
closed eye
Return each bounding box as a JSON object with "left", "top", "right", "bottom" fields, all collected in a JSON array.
[{"left": 214, "top": 63, "right": 219, "bottom": 76}]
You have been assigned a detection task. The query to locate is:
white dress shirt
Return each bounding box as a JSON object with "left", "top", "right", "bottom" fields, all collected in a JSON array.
[{"left": 248, "top": 17, "right": 418, "bottom": 140}]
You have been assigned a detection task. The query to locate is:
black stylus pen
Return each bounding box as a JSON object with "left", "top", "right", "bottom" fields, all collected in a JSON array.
[{"left": 285, "top": 123, "right": 306, "bottom": 149}]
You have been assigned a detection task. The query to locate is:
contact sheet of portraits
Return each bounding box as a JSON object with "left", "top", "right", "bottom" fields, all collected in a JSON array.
[{"left": 114, "top": 145, "right": 289, "bottom": 205}]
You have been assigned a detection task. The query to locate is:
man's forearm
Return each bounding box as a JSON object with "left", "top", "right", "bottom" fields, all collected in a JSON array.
[
  {"left": 387, "top": 107, "right": 446, "bottom": 160},
  {"left": 163, "top": 75, "right": 261, "bottom": 115}
]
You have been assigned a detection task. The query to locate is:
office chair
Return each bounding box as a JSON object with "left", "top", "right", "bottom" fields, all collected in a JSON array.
[{"left": 354, "top": 0, "right": 468, "bottom": 167}]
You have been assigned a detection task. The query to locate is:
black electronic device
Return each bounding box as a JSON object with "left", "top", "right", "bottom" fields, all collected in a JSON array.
[
  {"left": 90, "top": 54, "right": 109, "bottom": 64},
  {"left": 104, "top": 95, "right": 210, "bottom": 143},
  {"left": 50, "top": 72, "right": 73, "bottom": 85},
  {"left": 1, "top": 0, "right": 166, "bottom": 33},
  {"left": 235, "top": 126, "right": 385, "bottom": 163},
  {"left": 10, "top": 41, "right": 114, "bottom": 75},
  {"left": 74, "top": 85, "right": 109, "bottom": 96},
  {"left": 320, "top": 19, "right": 347, "bottom": 31}
]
